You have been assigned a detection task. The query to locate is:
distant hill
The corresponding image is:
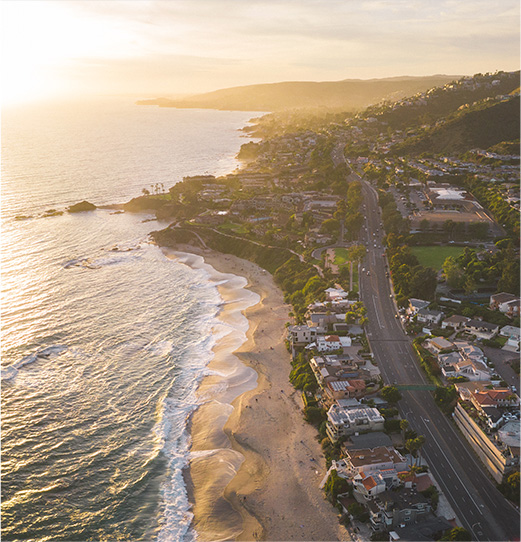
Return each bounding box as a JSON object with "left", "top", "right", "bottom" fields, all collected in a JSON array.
[
  {"left": 137, "top": 75, "right": 458, "bottom": 112},
  {"left": 393, "top": 95, "right": 520, "bottom": 155}
]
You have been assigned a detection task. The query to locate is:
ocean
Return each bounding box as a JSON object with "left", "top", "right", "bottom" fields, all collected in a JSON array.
[{"left": 1, "top": 100, "right": 259, "bottom": 541}]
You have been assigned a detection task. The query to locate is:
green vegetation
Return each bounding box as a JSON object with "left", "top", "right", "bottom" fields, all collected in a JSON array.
[
  {"left": 347, "top": 502, "right": 369, "bottom": 523},
  {"left": 385, "top": 234, "right": 437, "bottom": 304},
  {"left": 498, "top": 471, "right": 520, "bottom": 505},
  {"left": 433, "top": 385, "right": 459, "bottom": 415},
  {"left": 324, "top": 469, "right": 350, "bottom": 503},
  {"left": 412, "top": 338, "right": 443, "bottom": 385},
  {"left": 420, "top": 484, "right": 439, "bottom": 511},
  {"left": 411, "top": 245, "right": 465, "bottom": 270},
  {"left": 440, "top": 527, "right": 472, "bottom": 541},
  {"left": 289, "top": 352, "right": 318, "bottom": 393},
  {"left": 380, "top": 385, "right": 402, "bottom": 405},
  {"left": 332, "top": 248, "right": 350, "bottom": 266},
  {"left": 394, "top": 96, "right": 520, "bottom": 156}
]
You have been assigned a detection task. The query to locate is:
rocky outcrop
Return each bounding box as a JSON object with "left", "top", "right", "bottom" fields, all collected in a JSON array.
[{"left": 68, "top": 201, "right": 97, "bottom": 213}]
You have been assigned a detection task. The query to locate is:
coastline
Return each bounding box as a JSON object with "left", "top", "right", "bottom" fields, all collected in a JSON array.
[{"left": 162, "top": 243, "right": 349, "bottom": 542}]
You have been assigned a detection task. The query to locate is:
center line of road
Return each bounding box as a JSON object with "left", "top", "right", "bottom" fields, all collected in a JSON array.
[{"left": 372, "top": 295, "right": 385, "bottom": 328}]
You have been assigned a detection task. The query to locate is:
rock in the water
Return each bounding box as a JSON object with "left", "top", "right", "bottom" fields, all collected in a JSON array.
[
  {"left": 43, "top": 209, "right": 64, "bottom": 217},
  {"left": 68, "top": 201, "right": 97, "bottom": 213}
]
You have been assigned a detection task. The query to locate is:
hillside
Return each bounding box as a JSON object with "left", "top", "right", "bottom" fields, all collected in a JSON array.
[
  {"left": 137, "top": 75, "right": 457, "bottom": 112},
  {"left": 393, "top": 95, "right": 520, "bottom": 155}
]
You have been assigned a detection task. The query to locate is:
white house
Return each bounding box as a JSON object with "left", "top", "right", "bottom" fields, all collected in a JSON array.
[
  {"left": 464, "top": 319, "right": 500, "bottom": 340},
  {"left": 500, "top": 325, "right": 520, "bottom": 351},
  {"left": 315, "top": 335, "right": 352, "bottom": 352},
  {"left": 407, "top": 299, "right": 430, "bottom": 316},
  {"left": 416, "top": 308, "right": 444, "bottom": 326}
]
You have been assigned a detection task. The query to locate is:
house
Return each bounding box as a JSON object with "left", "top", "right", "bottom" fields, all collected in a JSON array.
[
  {"left": 325, "top": 287, "right": 349, "bottom": 302},
  {"left": 352, "top": 470, "right": 393, "bottom": 500},
  {"left": 407, "top": 299, "right": 431, "bottom": 316},
  {"left": 500, "top": 325, "right": 520, "bottom": 351},
  {"left": 455, "top": 341, "right": 487, "bottom": 365},
  {"left": 325, "top": 379, "right": 366, "bottom": 401},
  {"left": 441, "top": 315, "right": 470, "bottom": 330},
  {"left": 470, "top": 389, "right": 519, "bottom": 411},
  {"left": 450, "top": 359, "right": 490, "bottom": 381},
  {"left": 427, "top": 337, "right": 454, "bottom": 354},
  {"left": 368, "top": 489, "right": 432, "bottom": 531},
  {"left": 343, "top": 446, "right": 407, "bottom": 476},
  {"left": 490, "top": 293, "right": 521, "bottom": 317},
  {"left": 416, "top": 308, "right": 444, "bottom": 326},
  {"left": 326, "top": 404, "right": 385, "bottom": 442},
  {"left": 287, "top": 325, "right": 316, "bottom": 345},
  {"left": 464, "top": 319, "right": 500, "bottom": 340},
  {"left": 389, "top": 516, "right": 454, "bottom": 541},
  {"left": 315, "top": 335, "right": 352, "bottom": 352}
]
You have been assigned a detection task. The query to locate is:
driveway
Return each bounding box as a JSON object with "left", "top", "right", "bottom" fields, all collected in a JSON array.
[{"left": 482, "top": 345, "right": 519, "bottom": 389}]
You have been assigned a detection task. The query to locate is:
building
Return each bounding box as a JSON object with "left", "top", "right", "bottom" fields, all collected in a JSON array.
[
  {"left": 416, "top": 308, "right": 444, "bottom": 326},
  {"left": 407, "top": 299, "right": 431, "bottom": 316},
  {"left": 325, "top": 379, "right": 366, "bottom": 401},
  {"left": 326, "top": 404, "right": 385, "bottom": 442},
  {"left": 441, "top": 315, "right": 470, "bottom": 330},
  {"left": 453, "top": 402, "right": 519, "bottom": 482},
  {"left": 464, "top": 319, "right": 499, "bottom": 339},
  {"left": 490, "top": 292, "right": 521, "bottom": 318},
  {"left": 500, "top": 325, "right": 520, "bottom": 351},
  {"left": 427, "top": 337, "right": 454, "bottom": 354},
  {"left": 287, "top": 325, "right": 316, "bottom": 345},
  {"left": 368, "top": 489, "right": 432, "bottom": 531},
  {"left": 315, "top": 335, "right": 352, "bottom": 352}
]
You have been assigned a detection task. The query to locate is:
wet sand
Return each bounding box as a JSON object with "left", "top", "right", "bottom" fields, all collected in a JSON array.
[{"left": 164, "top": 244, "right": 349, "bottom": 542}]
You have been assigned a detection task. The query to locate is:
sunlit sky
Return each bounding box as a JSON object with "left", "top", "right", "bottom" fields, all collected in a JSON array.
[{"left": 1, "top": 0, "right": 519, "bottom": 104}]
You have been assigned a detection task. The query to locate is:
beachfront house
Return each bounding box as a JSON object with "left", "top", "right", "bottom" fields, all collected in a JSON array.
[
  {"left": 326, "top": 404, "right": 384, "bottom": 442},
  {"left": 314, "top": 335, "right": 352, "bottom": 352}
]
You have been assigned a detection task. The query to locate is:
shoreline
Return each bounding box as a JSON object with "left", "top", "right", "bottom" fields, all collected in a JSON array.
[{"left": 162, "top": 243, "right": 349, "bottom": 542}]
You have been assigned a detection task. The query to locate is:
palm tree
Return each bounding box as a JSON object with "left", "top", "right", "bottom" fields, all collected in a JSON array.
[{"left": 400, "top": 419, "right": 410, "bottom": 444}]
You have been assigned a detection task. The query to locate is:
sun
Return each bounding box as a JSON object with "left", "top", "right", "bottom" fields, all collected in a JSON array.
[{"left": 0, "top": 0, "right": 137, "bottom": 105}]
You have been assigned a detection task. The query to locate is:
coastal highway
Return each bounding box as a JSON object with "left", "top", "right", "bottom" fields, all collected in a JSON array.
[{"left": 357, "top": 176, "right": 520, "bottom": 542}]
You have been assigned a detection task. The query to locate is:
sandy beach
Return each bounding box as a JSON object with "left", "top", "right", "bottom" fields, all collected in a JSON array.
[{"left": 164, "top": 244, "right": 349, "bottom": 542}]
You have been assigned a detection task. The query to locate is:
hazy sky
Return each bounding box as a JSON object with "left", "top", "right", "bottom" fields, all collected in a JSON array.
[{"left": 1, "top": 0, "right": 519, "bottom": 104}]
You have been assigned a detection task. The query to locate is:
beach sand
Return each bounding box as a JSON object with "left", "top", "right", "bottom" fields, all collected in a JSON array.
[{"left": 164, "top": 244, "right": 349, "bottom": 542}]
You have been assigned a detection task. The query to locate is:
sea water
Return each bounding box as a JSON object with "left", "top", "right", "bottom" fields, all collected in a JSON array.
[{"left": 1, "top": 100, "right": 258, "bottom": 541}]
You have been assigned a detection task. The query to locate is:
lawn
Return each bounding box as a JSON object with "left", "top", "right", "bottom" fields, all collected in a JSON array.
[
  {"left": 411, "top": 245, "right": 466, "bottom": 270},
  {"left": 332, "top": 248, "right": 350, "bottom": 266},
  {"left": 218, "top": 222, "right": 249, "bottom": 235}
]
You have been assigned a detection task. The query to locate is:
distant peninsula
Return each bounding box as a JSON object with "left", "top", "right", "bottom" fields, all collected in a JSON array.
[{"left": 136, "top": 75, "right": 458, "bottom": 112}]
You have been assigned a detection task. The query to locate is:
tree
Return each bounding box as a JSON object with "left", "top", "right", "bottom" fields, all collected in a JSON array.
[
  {"left": 443, "top": 256, "right": 464, "bottom": 288},
  {"left": 419, "top": 218, "right": 429, "bottom": 231},
  {"left": 380, "top": 386, "right": 402, "bottom": 405},
  {"left": 347, "top": 244, "right": 366, "bottom": 265},
  {"left": 320, "top": 218, "right": 340, "bottom": 234},
  {"left": 400, "top": 419, "right": 410, "bottom": 443},
  {"left": 440, "top": 527, "right": 472, "bottom": 541},
  {"left": 324, "top": 469, "right": 349, "bottom": 503},
  {"left": 142, "top": 188, "right": 150, "bottom": 196}
]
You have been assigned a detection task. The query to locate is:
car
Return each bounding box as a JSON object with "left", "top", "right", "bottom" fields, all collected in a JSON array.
[
  {"left": 362, "top": 267, "right": 365, "bottom": 272},
  {"left": 395, "top": 314, "right": 399, "bottom": 318},
  {"left": 389, "top": 294, "right": 393, "bottom": 298},
  {"left": 367, "top": 271, "right": 371, "bottom": 276}
]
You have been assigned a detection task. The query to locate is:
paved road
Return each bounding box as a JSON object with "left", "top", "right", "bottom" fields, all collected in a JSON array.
[{"left": 357, "top": 176, "right": 520, "bottom": 542}]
